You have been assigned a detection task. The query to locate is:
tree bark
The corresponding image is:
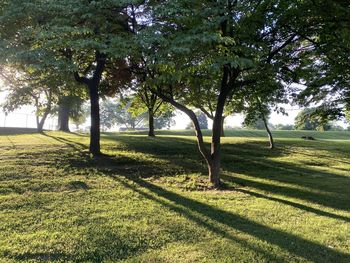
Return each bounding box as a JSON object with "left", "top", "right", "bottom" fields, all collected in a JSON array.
[
  {"left": 261, "top": 112, "right": 274, "bottom": 149},
  {"left": 155, "top": 90, "right": 223, "bottom": 187},
  {"left": 88, "top": 82, "right": 101, "bottom": 155},
  {"left": 35, "top": 91, "right": 52, "bottom": 133},
  {"left": 74, "top": 51, "right": 106, "bottom": 156},
  {"left": 148, "top": 109, "right": 155, "bottom": 137},
  {"left": 37, "top": 111, "right": 49, "bottom": 133},
  {"left": 58, "top": 100, "right": 70, "bottom": 132}
]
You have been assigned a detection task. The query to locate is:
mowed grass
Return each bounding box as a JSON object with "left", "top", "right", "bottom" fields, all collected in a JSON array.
[{"left": 0, "top": 129, "right": 349, "bottom": 262}]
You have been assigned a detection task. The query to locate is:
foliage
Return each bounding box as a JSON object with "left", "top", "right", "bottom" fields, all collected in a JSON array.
[
  {"left": 294, "top": 108, "right": 333, "bottom": 131},
  {"left": 273, "top": 124, "right": 295, "bottom": 131},
  {"left": 100, "top": 99, "right": 146, "bottom": 130},
  {"left": 244, "top": 118, "right": 269, "bottom": 130},
  {"left": 154, "top": 110, "right": 175, "bottom": 130},
  {"left": 186, "top": 112, "right": 208, "bottom": 130}
]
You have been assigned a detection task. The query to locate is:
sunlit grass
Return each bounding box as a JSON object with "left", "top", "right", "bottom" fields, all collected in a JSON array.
[{"left": 0, "top": 129, "right": 349, "bottom": 262}]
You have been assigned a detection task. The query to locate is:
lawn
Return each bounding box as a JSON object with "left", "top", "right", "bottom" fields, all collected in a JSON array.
[{"left": 0, "top": 129, "right": 349, "bottom": 262}]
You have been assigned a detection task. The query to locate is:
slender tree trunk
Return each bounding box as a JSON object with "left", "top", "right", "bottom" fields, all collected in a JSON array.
[
  {"left": 155, "top": 91, "right": 223, "bottom": 186},
  {"left": 262, "top": 113, "right": 274, "bottom": 149},
  {"left": 58, "top": 100, "right": 70, "bottom": 132},
  {"left": 88, "top": 83, "right": 101, "bottom": 155},
  {"left": 154, "top": 68, "right": 235, "bottom": 187},
  {"left": 148, "top": 109, "right": 155, "bottom": 137},
  {"left": 35, "top": 92, "right": 52, "bottom": 133},
  {"left": 36, "top": 107, "right": 51, "bottom": 133}
]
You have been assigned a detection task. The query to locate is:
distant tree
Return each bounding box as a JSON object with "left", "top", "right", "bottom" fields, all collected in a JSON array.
[
  {"left": 154, "top": 110, "right": 175, "bottom": 130},
  {"left": 245, "top": 118, "right": 267, "bottom": 130},
  {"left": 127, "top": 90, "right": 175, "bottom": 136},
  {"left": 186, "top": 112, "right": 208, "bottom": 130},
  {"left": 197, "top": 112, "right": 208, "bottom": 130},
  {"left": 328, "top": 124, "right": 345, "bottom": 131},
  {"left": 295, "top": 108, "right": 332, "bottom": 131},
  {"left": 1, "top": 66, "right": 61, "bottom": 132},
  {"left": 57, "top": 95, "right": 85, "bottom": 132},
  {"left": 100, "top": 99, "right": 146, "bottom": 131},
  {"left": 71, "top": 104, "right": 89, "bottom": 130},
  {"left": 274, "top": 124, "right": 295, "bottom": 131}
]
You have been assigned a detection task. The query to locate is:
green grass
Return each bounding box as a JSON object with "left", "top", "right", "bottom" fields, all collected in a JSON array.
[
  {"left": 0, "top": 128, "right": 349, "bottom": 262},
  {"left": 122, "top": 129, "right": 350, "bottom": 140}
]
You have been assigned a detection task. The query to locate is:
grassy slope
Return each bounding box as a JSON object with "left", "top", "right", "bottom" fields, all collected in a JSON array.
[
  {"left": 0, "top": 129, "right": 349, "bottom": 262},
  {"left": 121, "top": 129, "right": 350, "bottom": 140}
]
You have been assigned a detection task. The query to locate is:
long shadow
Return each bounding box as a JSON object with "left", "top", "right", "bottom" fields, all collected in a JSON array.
[
  {"left": 32, "top": 134, "right": 350, "bottom": 261},
  {"left": 233, "top": 187, "right": 350, "bottom": 223},
  {"left": 43, "top": 132, "right": 88, "bottom": 151},
  {"left": 105, "top": 135, "right": 350, "bottom": 210},
  {"left": 111, "top": 176, "right": 350, "bottom": 263},
  {"left": 111, "top": 175, "right": 288, "bottom": 262},
  {"left": 43, "top": 134, "right": 350, "bottom": 215}
]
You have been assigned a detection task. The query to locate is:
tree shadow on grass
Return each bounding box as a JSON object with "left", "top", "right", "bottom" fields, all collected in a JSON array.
[
  {"left": 46, "top": 133, "right": 350, "bottom": 213},
  {"left": 35, "top": 134, "right": 350, "bottom": 262},
  {"left": 102, "top": 135, "right": 350, "bottom": 208},
  {"left": 111, "top": 175, "right": 350, "bottom": 263}
]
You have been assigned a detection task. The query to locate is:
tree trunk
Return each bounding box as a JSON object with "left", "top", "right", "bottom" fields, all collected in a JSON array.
[
  {"left": 58, "top": 100, "right": 70, "bottom": 132},
  {"left": 35, "top": 92, "right": 52, "bottom": 133},
  {"left": 37, "top": 107, "right": 51, "bottom": 133},
  {"left": 74, "top": 51, "right": 106, "bottom": 156},
  {"left": 89, "top": 83, "right": 101, "bottom": 155},
  {"left": 155, "top": 90, "right": 222, "bottom": 187},
  {"left": 262, "top": 113, "right": 274, "bottom": 149},
  {"left": 153, "top": 67, "right": 236, "bottom": 187},
  {"left": 148, "top": 109, "right": 155, "bottom": 137},
  {"left": 221, "top": 116, "right": 225, "bottom": 137}
]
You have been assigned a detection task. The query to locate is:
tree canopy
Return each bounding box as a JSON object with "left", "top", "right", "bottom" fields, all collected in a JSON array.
[{"left": 0, "top": 0, "right": 348, "bottom": 186}]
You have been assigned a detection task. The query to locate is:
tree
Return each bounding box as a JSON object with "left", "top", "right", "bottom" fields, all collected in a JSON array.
[
  {"left": 138, "top": 0, "right": 316, "bottom": 186},
  {"left": 56, "top": 93, "right": 86, "bottom": 132},
  {"left": 295, "top": 108, "right": 332, "bottom": 131},
  {"left": 128, "top": 88, "right": 174, "bottom": 136},
  {"left": 0, "top": 66, "right": 62, "bottom": 132},
  {"left": 291, "top": 1, "right": 350, "bottom": 124},
  {"left": 186, "top": 112, "right": 208, "bottom": 130},
  {"left": 71, "top": 104, "right": 89, "bottom": 130},
  {"left": 100, "top": 99, "right": 146, "bottom": 131},
  {"left": 274, "top": 124, "right": 294, "bottom": 131},
  {"left": 0, "top": 0, "right": 138, "bottom": 155},
  {"left": 154, "top": 110, "right": 175, "bottom": 130}
]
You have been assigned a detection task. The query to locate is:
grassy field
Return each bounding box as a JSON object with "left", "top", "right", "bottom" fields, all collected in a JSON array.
[{"left": 0, "top": 129, "right": 349, "bottom": 262}]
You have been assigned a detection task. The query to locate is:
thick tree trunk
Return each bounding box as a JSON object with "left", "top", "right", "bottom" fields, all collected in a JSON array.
[
  {"left": 148, "top": 109, "right": 155, "bottom": 137},
  {"left": 58, "top": 101, "right": 70, "bottom": 132},
  {"left": 262, "top": 114, "right": 274, "bottom": 149},
  {"left": 74, "top": 51, "right": 105, "bottom": 156},
  {"left": 89, "top": 83, "right": 101, "bottom": 155}
]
